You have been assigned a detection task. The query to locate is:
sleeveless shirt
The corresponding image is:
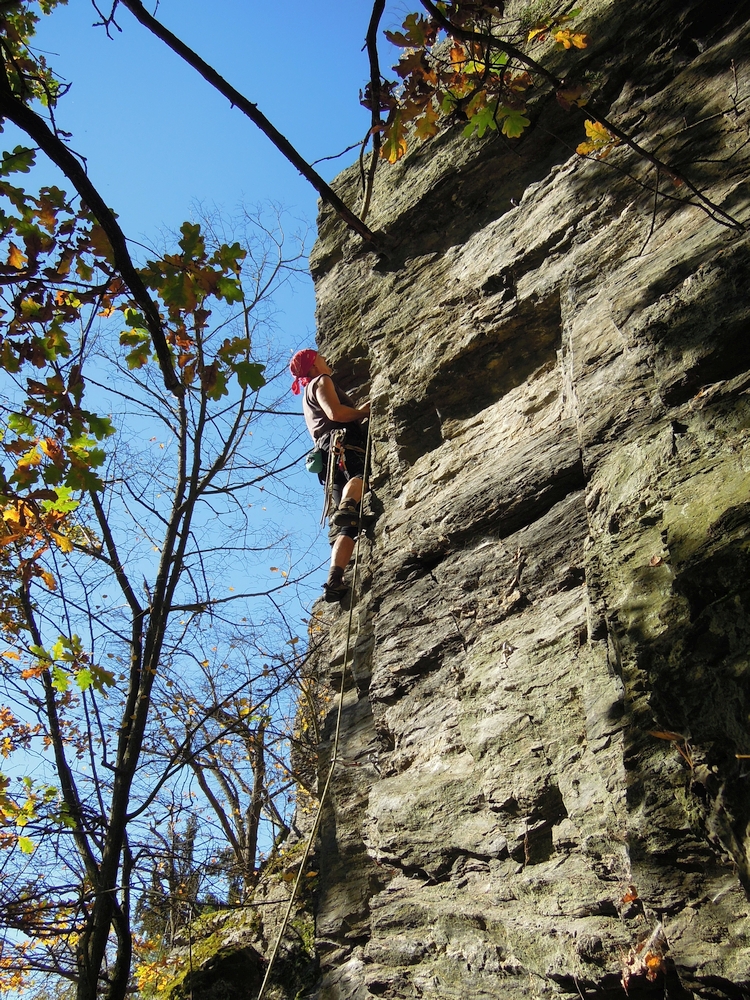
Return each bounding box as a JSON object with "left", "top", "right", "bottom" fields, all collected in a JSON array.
[{"left": 303, "top": 375, "right": 360, "bottom": 444}]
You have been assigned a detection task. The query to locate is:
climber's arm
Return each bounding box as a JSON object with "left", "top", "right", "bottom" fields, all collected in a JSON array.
[{"left": 316, "top": 375, "right": 370, "bottom": 423}]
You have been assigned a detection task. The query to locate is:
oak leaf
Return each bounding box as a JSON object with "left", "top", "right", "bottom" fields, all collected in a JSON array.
[{"left": 576, "top": 119, "right": 620, "bottom": 159}]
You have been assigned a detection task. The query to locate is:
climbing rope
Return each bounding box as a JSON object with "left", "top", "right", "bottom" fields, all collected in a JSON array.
[{"left": 256, "top": 419, "right": 372, "bottom": 1000}]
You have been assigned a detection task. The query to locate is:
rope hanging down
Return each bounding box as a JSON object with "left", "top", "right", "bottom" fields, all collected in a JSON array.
[{"left": 256, "top": 419, "right": 372, "bottom": 1000}]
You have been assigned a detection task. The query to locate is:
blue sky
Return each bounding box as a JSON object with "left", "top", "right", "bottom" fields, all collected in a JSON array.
[{"left": 29, "top": 0, "right": 404, "bottom": 345}]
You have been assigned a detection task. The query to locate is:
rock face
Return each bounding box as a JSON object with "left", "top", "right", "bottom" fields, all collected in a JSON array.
[{"left": 304, "top": 2, "right": 750, "bottom": 999}]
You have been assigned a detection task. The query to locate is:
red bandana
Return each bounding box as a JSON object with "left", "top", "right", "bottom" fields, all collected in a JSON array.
[{"left": 289, "top": 349, "right": 318, "bottom": 395}]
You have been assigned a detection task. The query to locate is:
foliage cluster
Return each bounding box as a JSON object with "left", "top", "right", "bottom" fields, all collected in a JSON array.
[{"left": 364, "top": 2, "right": 597, "bottom": 162}]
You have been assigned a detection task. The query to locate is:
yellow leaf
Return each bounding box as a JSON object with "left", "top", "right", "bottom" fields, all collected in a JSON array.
[
  {"left": 576, "top": 119, "right": 620, "bottom": 159},
  {"left": 7, "top": 243, "right": 26, "bottom": 269},
  {"left": 50, "top": 531, "right": 73, "bottom": 554},
  {"left": 40, "top": 570, "right": 57, "bottom": 591},
  {"left": 17, "top": 446, "right": 42, "bottom": 469},
  {"left": 553, "top": 29, "right": 588, "bottom": 49},
  {"left": 414, "top": 102, "right": 440, "bottom": 141},
  {"left": 381, "top": 113, "right": 408, "bottom": 163}
]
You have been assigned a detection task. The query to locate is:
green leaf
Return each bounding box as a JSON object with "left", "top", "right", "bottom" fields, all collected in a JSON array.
[
  {"left": 215, "top": 276, "right": 244, "bottom": 303},
  {"left": 178, "top": 221, "right": 205, "bottom": 261},
  {"left": 40, "top": 487, "right": 79, "bottom": 514},
  {"left": 123, "top": 309, "right": 148, "bottom": 331},
  {"left": 501, "top": 108, "right": 531, "bottom": 138},
  {"left": 0, "top": 146, "right": 36, "bottom": 177},
  {"left": 7, "top": 412, "right": 35, "bottom": 436},
  {"left": 75, "top": 667, "right": 93, "bottom": 691},
  {"left": 87, "top": 413, "right": 115, "bottom": 440},
  {"left": 125, "top": 345, "right": 151, "bottom": 370},
  {"left": 51, "top": 635, "right": 72, "bottom": 661},
  {"left": 234, "top": 361, "right": 266, "bottom": 391},
  {"left": 89, "top": 664, "right": 116, "bottom": 691},
  {"left": 51, "top": 666, "right": 68, "bottom": 692},
  {"left": 212, "top": 241, "right": 246, "bottom": 272},
  {"left": 463, "top": 103, "right": 498, "bottom": 139},
  {"left": 18, "top": 836, "right": 35, "bottom": 854}
]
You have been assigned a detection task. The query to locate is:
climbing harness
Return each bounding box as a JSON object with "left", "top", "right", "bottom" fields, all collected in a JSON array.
[
  {"left": 256, "top": 420, "right": 372, "bottom": 1000},
  {"left": 321, "top": 427, "right": 367, "bottom": 525}
]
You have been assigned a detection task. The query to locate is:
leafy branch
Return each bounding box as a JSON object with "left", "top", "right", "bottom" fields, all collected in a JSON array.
[{"left": 370, "top": 0, "right": 743, "bottom": 230}]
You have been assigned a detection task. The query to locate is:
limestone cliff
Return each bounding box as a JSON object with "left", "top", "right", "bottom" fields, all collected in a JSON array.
[{"left": 305, "top": 2, "right": 750, "bottom": 998}]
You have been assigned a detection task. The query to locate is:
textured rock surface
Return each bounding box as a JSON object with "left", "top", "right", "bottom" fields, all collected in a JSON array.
[{"left": 305, "top": 2, "right": 750, "bottom": 999}]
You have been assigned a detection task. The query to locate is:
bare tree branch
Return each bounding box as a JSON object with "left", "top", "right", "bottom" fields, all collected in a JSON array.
[
  {"left": 114, "top": 0, "right": 382, "bottom": 248},
  {"left": 361, "top": 0, "right": 386, "bottom": 222}
]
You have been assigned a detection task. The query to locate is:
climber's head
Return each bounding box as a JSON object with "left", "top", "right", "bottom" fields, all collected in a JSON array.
[{"left": 289, "top": 348, "right": 318, "bottom": 395}]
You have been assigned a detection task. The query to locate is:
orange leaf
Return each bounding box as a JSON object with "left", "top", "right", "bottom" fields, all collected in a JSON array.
[
  {"left": 7, "top": 243, "right": 26, "bottom": 269},
  {"left": 622, "top": 885, "right": 638, "bottom": 903}
]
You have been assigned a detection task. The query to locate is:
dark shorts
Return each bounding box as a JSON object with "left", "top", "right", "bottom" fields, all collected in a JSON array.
[{"left": 319, "top": 427, "right": 366, "bottom": 542}]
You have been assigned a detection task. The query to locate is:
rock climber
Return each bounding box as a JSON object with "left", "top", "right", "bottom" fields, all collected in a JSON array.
[{"left": 290, "top": 348, "right": 370, "bottom": 601}]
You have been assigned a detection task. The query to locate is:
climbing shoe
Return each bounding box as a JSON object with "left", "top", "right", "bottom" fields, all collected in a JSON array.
[
  {"left": 323, "top": 566, "right": 348, "bottom": 603},
  {"left": 330, "top": 500, "right": 360, "bottom": 528}
]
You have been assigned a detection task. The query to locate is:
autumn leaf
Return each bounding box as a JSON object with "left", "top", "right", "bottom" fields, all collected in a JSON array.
[
  {"left": 395, "top": 49, "right": 437, "bottom": 85},
  {"left": 18, "top": 836, "right": 35, "bottom": 854},
  {"left": 384, "top": 12, "right": 434, "bottom": 48},
  {"left": 576, "top": 119, "right": 621, "bottom": 159},
  {"left": 7, "top": 242, "right": 26, "bottom": 269},
  {"left": 381, "top": 113, "right": 408, "bottom": 163},
  {"left": 554, "top": 29, "right": 589, "bottom": 49},
  {"left": 649, "top": 730, "right": 687, "bottom": 742},
  {"left": 644, "top": 951, "right": 666, "bottom": 981},
  {"left": 556, "top": 84, "right": 588, "bottom": 111},
  {"left": 414, "top": 102, "right": 440, "bottom": 141},
  {"left": 49, "top": 530, "right": 73, "bottom": 553},
  {"left": 622, "top": 885, "right": 639, "bottom": 903},
  {"left": 88, "top": 224, "right": 115, "bottom": 264}
]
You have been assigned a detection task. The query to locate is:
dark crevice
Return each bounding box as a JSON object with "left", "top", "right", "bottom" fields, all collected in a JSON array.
[{"left": 393, "top": 293, "right": 563, "bottom": 464}]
